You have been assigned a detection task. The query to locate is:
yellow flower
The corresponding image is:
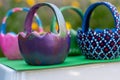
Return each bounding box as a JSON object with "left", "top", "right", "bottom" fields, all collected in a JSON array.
[
  {"left": 32, "top": 22, "right": 39, "bottom": 31},
  {"left": 71, "top": 1, "right": 80, "bottom": 8},
  {"left": 66, "top": 22, "right": 72, "bottom": 30},
  {"left": 26, "top": 0, "right": 35, "bottom": 6},
  {"left": 56, "top": 21, "right": 72, "bottom": 31}
]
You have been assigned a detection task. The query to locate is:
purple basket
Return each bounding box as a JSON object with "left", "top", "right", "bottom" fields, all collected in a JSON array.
[{"left": 18, "top": 3, "right": 70, "bottom": 65}]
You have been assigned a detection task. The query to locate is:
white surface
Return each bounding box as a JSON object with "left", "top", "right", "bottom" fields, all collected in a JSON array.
[
  {"left": 0, "top": 62, "right": 120, "bottom": 80},
  {"left": 0, "top": 64, "right": 16, "bottom": 80}
]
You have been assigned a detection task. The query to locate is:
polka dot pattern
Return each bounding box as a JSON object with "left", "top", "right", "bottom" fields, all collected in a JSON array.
[
  {"left": 77, "top": 2, "right": 120, "bottom": 60},
  {"left": 77, "top": 28, "right": 120, "bottom": 59}
]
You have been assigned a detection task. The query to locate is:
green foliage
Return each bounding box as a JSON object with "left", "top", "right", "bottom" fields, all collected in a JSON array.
[{"left": 90, "top": 6, "right": 114, "bottom": 29}]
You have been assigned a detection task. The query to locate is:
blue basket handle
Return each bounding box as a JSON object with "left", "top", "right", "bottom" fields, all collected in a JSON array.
[
  {"left": 0, "top": 7, "right": 43, "bottom": 34},
  {"left": 82, "top": 2, "right": 120, "bottom": 33}
]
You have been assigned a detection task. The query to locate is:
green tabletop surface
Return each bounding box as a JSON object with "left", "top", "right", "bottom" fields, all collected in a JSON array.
[{"left": 0, "top": 56, "right": 120, "bottom": 71}]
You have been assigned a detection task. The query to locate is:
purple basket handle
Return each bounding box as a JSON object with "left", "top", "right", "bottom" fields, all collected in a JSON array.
[
  {"left": 25, "top": 3, "right": 67, "bottom": 38},
  {"left": 82, "top": 2, "right": 120, "bottom": 33}
]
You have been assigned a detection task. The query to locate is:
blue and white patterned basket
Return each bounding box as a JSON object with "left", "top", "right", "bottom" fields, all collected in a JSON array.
[{"left": 77, "top": 2, "right": 120, "bottom": 60}]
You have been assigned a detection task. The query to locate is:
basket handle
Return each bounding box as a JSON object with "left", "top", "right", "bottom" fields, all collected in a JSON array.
[
  {"left": 24, "top": 3, "right": 67, "bottom": 37},
  {"left": 82, "top": 2, "right": 120, "bottom": 33},
  {"left": 50, "top": 6, "right": 83, "bottom": 33},
  {"left": 0, "top": 7, "right": 43, "bottom": 34}
]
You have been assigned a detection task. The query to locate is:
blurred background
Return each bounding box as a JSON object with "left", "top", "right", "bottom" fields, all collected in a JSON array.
[{"left": 0, "top": 0, "right": 120, "bottom": 57}]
